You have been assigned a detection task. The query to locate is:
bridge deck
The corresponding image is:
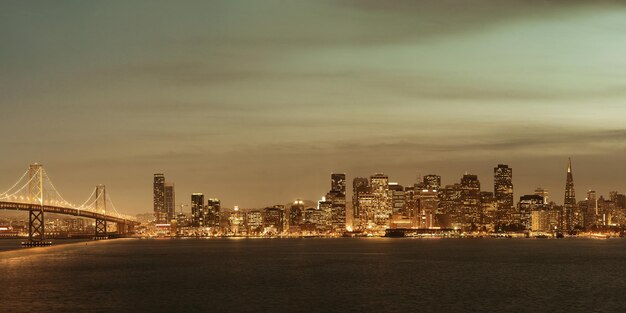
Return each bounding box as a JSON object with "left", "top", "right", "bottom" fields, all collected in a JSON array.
[{"left": 0, "top": 201, "right": 139, "bottom": 225}]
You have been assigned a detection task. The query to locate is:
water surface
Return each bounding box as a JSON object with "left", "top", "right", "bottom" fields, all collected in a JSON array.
[{"left": 1, "top": 238, "right": 624, "bottom": 312}]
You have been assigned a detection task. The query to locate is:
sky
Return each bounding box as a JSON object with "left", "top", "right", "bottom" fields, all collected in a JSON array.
[{"left": 1, "top": 0, "right": 626, "bottom": 214}]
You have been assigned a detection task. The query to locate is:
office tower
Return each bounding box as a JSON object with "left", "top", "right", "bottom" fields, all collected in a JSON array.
[
  {"left": 563, "top": 158, "right": 576, "bottom": 231},
  {"left": 518, "top": 195, "right": 544, "bottom": 230},
  {"left": 352, "top": 177, "right": 369, "bottom": 220},
  {"left": 153, "top": 174, "right": 166, "bottom": 223},
  {"left": 246, "top": 210, "right": 263, "bottom": 235},
  {"left": 388, "top": 183, "right": 405, "bottom": 214},
  {"left": 370, "top": 173, "right": 392, "bottom": 227},
  {"left": 534, "top": 188, "right": 549, "bottom": 204},
  {"left": 328, "top": 173, "right": 347, "bottom": 232},
  {"left": 330, "top": 173, "right": 346, "bottom": 197},
  {"left": 439, "top": 183, "right": 462, "bottom": 229},
  {"left": 191, "top": 193, "right": 205, "bottom": 227},
  {"left": 460, "top": 174, "right": 481, "bottom": 230},
  {"left": 494, "top": 164, "right": 513, "bottom": 213},
  {"left": 207, "top": 198, "right": 221, "bottom": 229},
  {"left": 357, "top": 192, "right": 375, "bottom": 229},
  {"left": 262, "top": 206, "right": 285, "bottom": 235},
  {"left": 423, "top": 174, "right": 441, "bottom": 191},
  {"left": 480, "top": 191, "right": 497, "bottom": 231},
  {"left": 415, "top": 189, "right": 439, "bottom": 228},
  {"left": 404, "top": 186, "right": 417, "bottom": 220},
  {"left": 317, "top": 197, "right": 333, "bottom": 231},
  {"left": 289, "top": 199, "right": 305, "bottom": 232},
  {"left": 164, "top": 183, "right": 175, "bottom": 222}
]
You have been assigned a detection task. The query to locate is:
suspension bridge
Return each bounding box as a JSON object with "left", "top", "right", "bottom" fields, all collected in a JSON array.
[{"left": 0, "top": 163, "right": 139, "bottom": 246}]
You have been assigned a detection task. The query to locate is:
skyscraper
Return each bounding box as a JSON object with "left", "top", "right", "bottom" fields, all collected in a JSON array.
[
  {"left": 494, "top": 164, "right": 513, "bottom": 212},
  {"left": 370, "top": 173, "right": 391, "bottom": 227},
  {"left": 460, "top": 174, "right": 481, "bottom": 230},
  {"left": 563, "top": 158, "right": 576, "bottom": 231},
  {"left": 328, "top": 173, "right": 347, "bottom": 232},
  {"left": 352, "top": 177, "right": 369, "bottom": 220},
  {"left": 330, "top": 173, "right": 346, "bottom": 197},
  {"left": 164, "top": 182, "right": 175, "bottom": 222},
  {"left": 289, "top": 199, "right": 305, "bottom": 232},
  {"left": 153, "top": 174, "right": 166, "bottom": 223},
  {"left": 207, "top": 198, "right": 221, "bottom": 230},
  {"left": 388, "top": 183, "right": 405, "bottom": 214},
  {"left": 518, "top": 194, "right": 545, "bottom": 230},
  {"left": 191, "top": 193, "right": 205, "bottom": 227}
]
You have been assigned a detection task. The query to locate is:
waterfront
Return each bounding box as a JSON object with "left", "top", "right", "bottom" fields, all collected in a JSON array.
[{"left": 1, "top": 238, "right": 624, "bottom": 312}]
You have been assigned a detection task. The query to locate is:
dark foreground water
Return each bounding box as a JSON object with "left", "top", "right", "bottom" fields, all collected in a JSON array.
[{"left": 0, "top": 238, "right": 624, "bottom": 313}]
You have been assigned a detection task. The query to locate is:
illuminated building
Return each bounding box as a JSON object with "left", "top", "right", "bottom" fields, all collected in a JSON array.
[
  {"left": 153, "top": 173, "right": 166, "bottom": 223},
  {"left": 191, "top": 193, "right": 205, "bottom": 227},
  {"left": 317, "top": 197, "right": 333, "bottom": 231},
  {"left": 303, "top": 207, "right": 322, "bottom": 233},
  {"left": 531, "top": 209, "right": 558, "bottom": 233},
  {"left": 480, "top": 191, "right": 496, "bottom": 231},
  {"left": 207, "top": 198, "right": 221, "bottom": 230},
  {"left": 581, "top": 190, "right": 598, "bottom": 228},
  {"left": 352, "top": 177, "right": 369, "bottom": 226},
  {"left": 563, "top": 158, "right": 577, "bottom": 231},
  {"left": 438, "top": 184, "right": 461, "bottom": 229},
  {"left": 228, "top": 206, "right": 244, "bottom": 235},
  {"left": 494, "top": 164, "right": 514, "bottom": 215},
  {"left": 263, "top": 206, "right": 285, "bottom": 235},
  {"left": 370, "top": 173, "right": 391, "bottom": 227},
  {"left": 246, "top": 210, "right": 263, "bottom": 235},
  {"left": 328, "top": 173, "right": 347, "bottom": 232},
  {"left": 534, "top": 187, "right": 549, "bottom": 204},
  {"left": 460, "top": 174, "right": 481, "bottom": 231},
  {"left": 357, "top": 192, "right": 375, "bottom": 230},
  {"left": 154, "top": 173, "right": 175, "bottom": 224},
  {"left": 423, "top": 174, "right": 441, "bottom": 191},
  {"left": 518, "top": 195, "right": 544, "bottom": 230},
  {"left": 164, "top": 183, "right": 175, "bottom": 222},
  {"left": 388, "top": 183, "right": 405, "bottom": 215},
  {"left": 289, "top": 199, "right": 305, "bottom": 232},
  {"left": 415, "top": 189, "right": 439, "bottom": 229},
  {"left": 176, "top": 212, "right": 190, "bottom": 227}
]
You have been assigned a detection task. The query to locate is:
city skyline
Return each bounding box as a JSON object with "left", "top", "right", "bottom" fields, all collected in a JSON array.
[{"left": 2, "top": 1, "right": 626, "bottom": 212}]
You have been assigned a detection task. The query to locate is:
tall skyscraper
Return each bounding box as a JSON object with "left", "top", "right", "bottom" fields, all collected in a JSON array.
[
  {"left": 328, "top": 173, "right": 347, "bottom": 232},
  {"left": 388, "top": 183, "right": 405, "bottom": 214},
  {"left": 330, "top": 173, "right": 346, "bottom": 197},
  {"left": 191, "top": 193, "right": 205, "bottom": 227},
  {"left": 370, "top": 173, "right": 391, "bottom": 227},
  {"left": 207, "top": 198, "right": 221, "bottom": 229},
  {"left": 164, "top": 182, "right": 175, "bottom": 222},
  {"left": 494, "top": 164, "right": 513, "bottom": 212},
  {"left": 460, "top": 174, "right": 481, "bottom": 230},
  {"left": 153, "top": 174, "right": 166, "bottom": 223},
  {"left": 352, "top": 177, "right": 369, "bottom": 220},
  {"left": 289, "top": 199, "right": 305, "bottom": 232},
  {"left": 563, "top": 158, "right": 576, "bottom": 231}
]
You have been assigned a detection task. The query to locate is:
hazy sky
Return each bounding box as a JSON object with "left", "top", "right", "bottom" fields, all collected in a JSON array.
[{"left": 1, "top": 0, "right": 626, "bottom": 214}]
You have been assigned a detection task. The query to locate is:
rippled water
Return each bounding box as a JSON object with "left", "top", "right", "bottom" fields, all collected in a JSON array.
[{"left": 1, "top": 238, "right": 624, "bottom": 312}]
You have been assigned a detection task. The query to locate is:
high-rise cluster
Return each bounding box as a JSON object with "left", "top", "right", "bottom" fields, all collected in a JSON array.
[
  {"left": 152, "top": 159, "right": 626, "bottom": 237},
  {"left": 153, "top": 174, "right": 175, "bottom": 224}
]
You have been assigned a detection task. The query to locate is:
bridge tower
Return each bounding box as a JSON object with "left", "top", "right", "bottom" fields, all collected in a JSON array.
[
  {"left": 94, "top": 184, "right": 108, "bottom": 240},
  {"left": 24, "top": 163, "right": 50, "bottom": 246}
]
